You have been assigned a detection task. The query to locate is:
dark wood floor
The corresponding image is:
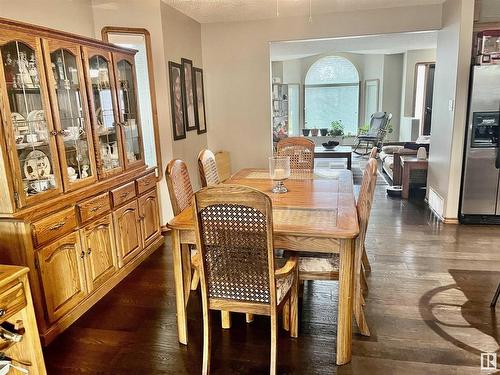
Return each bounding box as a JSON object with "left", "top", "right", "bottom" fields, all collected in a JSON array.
[{"left": 44, "top": 176, "right": 500, "bottom": 374}]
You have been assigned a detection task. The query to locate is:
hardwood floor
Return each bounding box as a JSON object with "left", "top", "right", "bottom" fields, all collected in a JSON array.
[{"left": 44, "top": 177, "right": 500, "bottom": 374}]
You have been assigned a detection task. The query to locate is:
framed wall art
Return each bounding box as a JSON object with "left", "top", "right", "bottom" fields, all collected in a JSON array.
[{"left": 168, "top": 61, "right": 186, "bottom": 140}]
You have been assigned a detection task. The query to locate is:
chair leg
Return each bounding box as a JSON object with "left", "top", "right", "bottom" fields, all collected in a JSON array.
[
  {"left": 246, "top": 313, "right": 254, "bottom": 323},
  {"left": 270, "top": 312, "right": 278, "bottom": 375},
  {"left": 354, "top": 281, "right": 370, "bottom": 336},
  {"left": 201, "top": 301, "right": 211, "bottom": 374},
  {"left": 282, "top": 301, "right": 290, "bottom": 331},
  {"left": 221, "top": 311, "right": 231, "bottom": 329},
  {"left": 491, "top": 282, "right": 500, "bottom": 308},
  {"left": 362, "top": 244, "right": 371, "bottom": 272},
  {"left": 191, "top": 269, "right": 200, "bottom": 291},
  {"left": 361, "top": 269, "right": 369, "bottom": 294},
  {"left": 290, "top": 269, "right": 299, "bottom": 338}
]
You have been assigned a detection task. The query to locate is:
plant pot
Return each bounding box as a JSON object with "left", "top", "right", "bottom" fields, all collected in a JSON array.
[
  {"left": 320, "top": 128, "right": 328, "bottom": 136},
  {"left": 310, "top": 129, "right": 319, "bottom": 136},
  {"left": 302, "top": 129, "right": 310, "bottom": 136}
]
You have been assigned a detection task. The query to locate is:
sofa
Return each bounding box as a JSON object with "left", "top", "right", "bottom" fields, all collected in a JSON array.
[{"left": 379, "top": 136, "right": 430, "bottom": 185}]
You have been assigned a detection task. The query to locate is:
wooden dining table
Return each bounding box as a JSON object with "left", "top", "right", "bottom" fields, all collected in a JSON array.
[{"left": 167, "top": 168, "right": 359, "bottom": 365}]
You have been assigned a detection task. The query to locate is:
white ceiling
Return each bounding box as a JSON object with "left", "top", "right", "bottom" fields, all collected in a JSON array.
[
  {"left": 163, "top": 0, "right": 445, "bottom": 24},
  {"left": 270, "top": 31, "right": 438, "bottom": 60}
]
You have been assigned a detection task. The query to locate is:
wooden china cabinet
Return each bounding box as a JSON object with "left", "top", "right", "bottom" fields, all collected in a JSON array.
[{"left": 0, "top": 18, "right": 163, "bottom": 345}]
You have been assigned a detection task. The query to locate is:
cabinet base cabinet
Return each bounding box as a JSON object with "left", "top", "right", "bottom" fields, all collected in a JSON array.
[
  {"left": 39, "top": 234, "right": 163, "bottom": 345},
  {"left": 81, "top": 215, "right": 118, "bottom": 292},
  {"left": 37, "top": 232, "right": 88, "bottom": 324},
  {"left": 113, "top": 200, "right": 143, "bottom": 268}
]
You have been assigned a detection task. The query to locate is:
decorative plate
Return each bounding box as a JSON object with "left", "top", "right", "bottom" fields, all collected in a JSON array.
[{"left": 23, "top": 150, "right": 51, "bottom": 180}]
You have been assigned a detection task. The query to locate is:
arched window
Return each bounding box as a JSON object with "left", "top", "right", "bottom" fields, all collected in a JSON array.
[{"left": 305, "top": 56, "right": 360, "bottom": 135}]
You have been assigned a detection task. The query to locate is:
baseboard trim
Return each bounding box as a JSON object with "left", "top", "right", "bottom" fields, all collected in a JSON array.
[{"left": 426, "top": 200, "right": 459, "bottom": 224}]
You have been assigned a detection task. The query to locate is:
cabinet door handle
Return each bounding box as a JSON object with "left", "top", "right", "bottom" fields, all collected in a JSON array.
[
  {"left": 0, "top": 309, "right": 6, "bottom": 317},
  {"left": 120, "top": 192, "right": 129, "bottom": 199},
  {"left": 80, "top": 250, "right": 85, "bottom": 259},
  {"left": 87, "top": 247, "right": 92, "bottom": 256},
  {"left": 89, "top": 206, "right": 100, "bottom": 212},
  {"left": 48, "top": 222, "right": 65, "bottom": 231}
]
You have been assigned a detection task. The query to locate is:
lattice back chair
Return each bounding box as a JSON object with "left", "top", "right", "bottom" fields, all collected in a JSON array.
[
  {"left": 198, "top": 149, "right": 221, "bottom": 187},
  {"left": 165, "top": 159, "right": 235, "bottom": 329},
  {"left": 369, "top": 146, "right": 378, "bottom": 159},
  {"left": 298, "top": 159, "right": 378, "bottom": 336},
  {"left": 276, "top": 137, "right": 315, "bottom": 170},
  {"left": 193, "top": 185, "right": 298, "bottom": 375},
  {"left": 361, "top": 148, "right": 378, "bottom": 273}
]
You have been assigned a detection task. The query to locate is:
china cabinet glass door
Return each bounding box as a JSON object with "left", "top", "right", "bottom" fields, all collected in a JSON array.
[
  {"left": 0, "top": 33, "right": 62, "bottom": 206},
  {"left": 83, "top": 47, "right": 123, "bottom": 178},
  {"left": 114, "top": 53, "right": 144, "bottom": 169},
  {"left": 44, "top": 41, "right": 97, "bottom": 191}
]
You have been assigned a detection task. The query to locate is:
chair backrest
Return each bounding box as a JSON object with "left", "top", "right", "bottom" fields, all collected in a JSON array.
[
  {"left": 356, "top": 158, "right": 378, "bottom": 252},
  {"left": 193, "top": 185, "right": 277, "bottom": 306},
  {"left": 198, "top": 149, "right": 221, "bottom": 187},
  {"left": 276, "top": 137, "right": 315, "bottom": 170},
  {"left": 214, "top": 150, "right": 231, "bottom": 182},
  {"left": 165, "top": 159, "right": 194, "bottom": 215},
  {"left": 369, "top": 147, "right": 378, "bottom": 159},
  {"left": 367, "top": 112, "right": 392, "bottom": 138}
]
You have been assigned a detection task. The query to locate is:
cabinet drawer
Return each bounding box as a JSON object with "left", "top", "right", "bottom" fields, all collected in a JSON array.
[
  {"left": 0, "top": 281, "right": 26, "bottom": 323},
  {"left": 136, "top": 172, "right": 156, "bottom": 195},
  {"left": 32, "top": 208, "right": 77, "bottom": 247},
  {"left": 78, "top": 192, "right": 111, "bottom": 224},
  {"left": 111, "top": 182, "right": 136, "bottom": 207}
]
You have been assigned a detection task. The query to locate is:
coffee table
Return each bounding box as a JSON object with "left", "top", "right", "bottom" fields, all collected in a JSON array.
[
  {"left": 314, "top": 146, "right": 352, "bottom": 170},
  {"left": 400, "top": 155, "right": 428, "bottom": 199}
]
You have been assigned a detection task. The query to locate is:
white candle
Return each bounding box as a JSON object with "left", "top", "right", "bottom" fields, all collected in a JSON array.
[{"left": 273, "top": 168, "right": 286, "bottom": 180}]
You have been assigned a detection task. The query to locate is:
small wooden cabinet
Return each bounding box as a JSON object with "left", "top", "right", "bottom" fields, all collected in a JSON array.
[
  {"left": 139, "top": 190, "right": 160, "bottom": 248},
  {"left": 81, "top": 215, "right": 117, "bottom": 291},
  {"left": 37, "top": 232, "right": 87, "bottom": 323},
  {"left": 114, "top": 200, "right": 143, "bottom": 268},
  {"left": 0, "top": 19, "right": 164, "bottom": 345}
]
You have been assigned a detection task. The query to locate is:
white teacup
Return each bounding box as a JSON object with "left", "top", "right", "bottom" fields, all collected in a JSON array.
[{"left": 26, "top": 134, "right": 38, "bottom": 143}]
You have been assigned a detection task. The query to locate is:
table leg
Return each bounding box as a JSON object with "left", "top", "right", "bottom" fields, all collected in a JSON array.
[
  {"left": 337, "top": 239, "right": 355, "bottom": 365},
  {"left": 347, "top": 154, "right": 352, "bottom": 170},
  {"left": 402, "top": 164, "right": 410, "bottom": 199},
  {"left": 172, "top": 229, "right": 188, "bottom": 344}
]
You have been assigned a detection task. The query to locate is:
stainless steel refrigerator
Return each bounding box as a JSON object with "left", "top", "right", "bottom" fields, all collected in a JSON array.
[{"left": 461, "top": 65, "right": 500, "bottom": 223}]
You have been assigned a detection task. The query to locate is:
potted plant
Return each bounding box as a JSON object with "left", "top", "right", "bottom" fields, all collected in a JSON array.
[
  {"left": 311, "top": 128, "right": 319, "bottom": 136},
  {"left": 302, "top": 128, "right": 310, "bottom": 136},
  {"left": 320, "top": 128, "right": 328, "bottom": 136},
  {"left": 327, "top": 120, "right": 344, "bottom": 137}
]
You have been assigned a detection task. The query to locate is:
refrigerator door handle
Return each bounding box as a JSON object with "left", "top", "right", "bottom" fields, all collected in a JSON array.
[{"left": 496, "top": 145, "right": 500, "bottom": 169}]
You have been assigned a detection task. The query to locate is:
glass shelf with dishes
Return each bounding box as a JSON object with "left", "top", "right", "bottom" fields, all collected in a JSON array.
[
  {"left": 86, "top": 51, "right": 123, "bottom": 176},
  {"left": 1, "top": 39, "right": 60, "bottom": 200},
  {"left": 48, "top": 47, "right": 96, "bottom": 189}
]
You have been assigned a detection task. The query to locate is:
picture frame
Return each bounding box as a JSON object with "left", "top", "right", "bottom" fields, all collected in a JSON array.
[
  {"left": 181, "top": 58, "right": 197, "bottom": 131},
  {"left": 193, "top": 67, "right": 207, "bottom": 134},
  {"left": 168, "top": 61, "right": 186, "bottom": 140}
]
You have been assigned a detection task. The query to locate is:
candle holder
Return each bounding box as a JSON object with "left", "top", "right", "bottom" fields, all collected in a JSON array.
[{"left": 269, "top": 156, "right": 291, "bottom": 193}]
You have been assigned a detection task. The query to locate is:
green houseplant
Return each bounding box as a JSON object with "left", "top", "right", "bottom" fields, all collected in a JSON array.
[{"left": 327, "top": 120, "right": 344, "bottom": 137}]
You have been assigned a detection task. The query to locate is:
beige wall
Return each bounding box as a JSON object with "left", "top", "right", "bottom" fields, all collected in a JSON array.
[
  {"left": 428, "top": 0, "right": 474, "bottom": 221},
  {"left": 381, "top": 54, "right": 404, "bottom": 141},
  {"left": 0, "top": 0, "right": 95, "bottom": 36},
  {"left": 202, "top": 4, "right": 443, "bottom": 172},
  {"left": 161, "top": 3, "right": 208, "bottom": 191}
]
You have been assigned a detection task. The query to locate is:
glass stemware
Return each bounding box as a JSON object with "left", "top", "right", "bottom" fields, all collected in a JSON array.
[{"left": 269, "top": 156, "right": 290, "bottom": 193}]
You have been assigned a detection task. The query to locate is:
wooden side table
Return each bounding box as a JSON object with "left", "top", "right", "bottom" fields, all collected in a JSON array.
[{"left": 400, "top": 156, "right": 428, "bottom": 199}]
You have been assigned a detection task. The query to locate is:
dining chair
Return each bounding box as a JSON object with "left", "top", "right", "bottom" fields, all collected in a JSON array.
[
  {"left": 166, "top": 159, "right": 232, "bottom": 329},
  {"left": 214, "top": 150, "right": 231, "bottom": 182},
  {"left": 276, "top": 137, "right": 315, "bottom": 170},
  {"left": 198, "top": 149, "right": 221, "bottom": 187},
  {"left": 361, "top": 147, "right": 378, "bottom": 273},
  {"left": 298, "top": 158, "right": 378, "bottom": 336},
  {"left": 193, "top": 185, "right": 299, "bottom": 375}
]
